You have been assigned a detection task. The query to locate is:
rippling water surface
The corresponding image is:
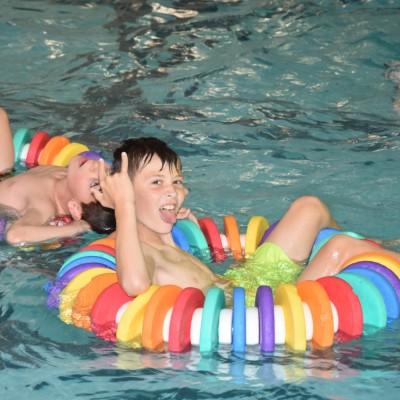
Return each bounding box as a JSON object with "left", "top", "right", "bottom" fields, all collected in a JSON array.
[{"left": 1, "top": 1, "right": 400, "bottom": 399}]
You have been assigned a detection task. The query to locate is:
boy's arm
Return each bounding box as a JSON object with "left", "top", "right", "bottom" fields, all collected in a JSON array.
[
  {"left": 93, "top": 155, "right": 152, "bottom": 296},
  {"left": 5, "top": 209, "right": 90, "bottom": 245},
  {"left": 0, "top": 107, "right": 15, "bottom": 173},
  {"left": 114, "top": 196, "right": 153, "bottom": 295}
]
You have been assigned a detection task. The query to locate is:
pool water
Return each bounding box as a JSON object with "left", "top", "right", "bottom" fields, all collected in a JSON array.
[{"left": 1, "top": 0, "right": 400, "bottom": 399}]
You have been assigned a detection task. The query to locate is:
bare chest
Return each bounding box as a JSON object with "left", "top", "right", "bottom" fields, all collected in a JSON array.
[{"left": 0, "top": 172, "right": 58, "bottom": 214}]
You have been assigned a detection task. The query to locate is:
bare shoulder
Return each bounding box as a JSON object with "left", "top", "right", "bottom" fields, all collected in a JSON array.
[{"left": 0, "top": 166, "right": 63, "bottom": 215}]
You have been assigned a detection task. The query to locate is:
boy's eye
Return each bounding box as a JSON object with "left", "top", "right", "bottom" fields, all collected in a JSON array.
[{"left": 90, "top": 180, "right": 100, "bottom": 188}]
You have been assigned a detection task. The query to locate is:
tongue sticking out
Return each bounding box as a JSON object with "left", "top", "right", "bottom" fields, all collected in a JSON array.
[{"left": 160, "top": 209, "right": 177, "bottom": 224}]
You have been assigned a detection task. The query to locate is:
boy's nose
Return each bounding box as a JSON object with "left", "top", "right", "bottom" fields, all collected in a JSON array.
[{"left": 166, "top": 185, "right": 178, "bottom": 197}]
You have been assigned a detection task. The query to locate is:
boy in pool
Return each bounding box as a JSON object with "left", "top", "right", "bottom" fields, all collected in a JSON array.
[
  {"left": 0, "top": 106, "right": 109, "bottom": 246},
  {"left": 92, "top": 137, "right": 400, "bottom": 299}
]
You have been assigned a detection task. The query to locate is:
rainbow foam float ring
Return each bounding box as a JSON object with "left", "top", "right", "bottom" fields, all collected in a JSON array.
[
  {"left": 13, "top": 128, "right": 111, "bottom": 169},
  {"left": 142, "top": 285, "right": 183, "bottom": 352},
  {"left": 47, "top": 227, "right": 400, "bottom": 354},
  {"left": 56, "top": 250, "right": 116, "bottom": 279},
  {"left": 337, "top": 272, "right": 387, "bottom": 334},
  {"left": 52, "top": 142, "right": 89, "bottom": 167},
  {"left": 117, "top": 285, "right": 160, "bottom": 348},
  {"left": 38, "top": 136, "right": 71, "bottom": 166},
  {"left": 342, "top": 261, "right": 400, "bottom": 303},
  {"left": 50, "top": 268, "right": 396, "bottom": 354},
  {"left": 91, "top": 282, "right": 134, "bottom": 342},
  {"left": 168, "top": 287, "right": 205, "bottom": 353},
  {"left": 58, "top": 267, "right": 114, "bottom": 324},
  {"left": 316, "top": 276, "right": 363, "bottom": 340},
  {"left": 72, "top": 272, "right": 119, "bottom": 330},
  {"left": 80, "top": 237, "right": 116, "bottom": 254},
  {"left": 340, "top": 252, "right": 400, "bottom": 278},
  {"left": 45, "top": 239, "right": 117, "bottom": 309},
  {"left": 79, "top": 243, "right": 116, "bottom": 257}
]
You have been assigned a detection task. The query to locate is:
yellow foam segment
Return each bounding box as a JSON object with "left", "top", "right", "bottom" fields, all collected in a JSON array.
[
  {"left": 116, "top": 285, "right": 160, "bottom": 348},
  {"left": 275, "top": 283, "right": 306, "bottom": 352},
  {"left": 244, "top": 215, "right": 269, "bottom": 257},
  {"left": 52, "top": 142, "right": 89, "bottom": 167},
  {"left": 58, "top": 267, "right": 112, "bottom": 324}
]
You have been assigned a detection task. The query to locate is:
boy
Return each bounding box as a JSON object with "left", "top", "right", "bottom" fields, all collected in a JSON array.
[
  {"left": 92, "top": 137, "right": 400, "bottom": 298},
  {"left": 0, "top": 107, "right": 108, "bottom": 246}
]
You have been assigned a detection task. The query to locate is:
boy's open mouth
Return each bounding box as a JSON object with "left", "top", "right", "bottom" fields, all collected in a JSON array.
[{"left": 160, "top": 204, "right": 177, "bottom": 224}]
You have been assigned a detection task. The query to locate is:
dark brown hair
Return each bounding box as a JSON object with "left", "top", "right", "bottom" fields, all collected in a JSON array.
[{"left": 112, "top": 137, "right": 182, "bottom": 178}]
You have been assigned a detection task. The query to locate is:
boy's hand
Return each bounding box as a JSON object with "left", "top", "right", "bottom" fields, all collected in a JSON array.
[
  {"left": 177, "top": 206, "right": 199, "bottom": 226},
  {"left": 92, "top": 152, "right": 134, "bottom": 210}
]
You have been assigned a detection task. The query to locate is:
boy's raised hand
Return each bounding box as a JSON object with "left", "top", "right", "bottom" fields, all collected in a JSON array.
[{"left": 92, "top": 152, "right": 134, "bottom": 210}]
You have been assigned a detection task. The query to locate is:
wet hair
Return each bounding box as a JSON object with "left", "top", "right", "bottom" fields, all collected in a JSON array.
[
  {"left": 82, "top": 137, "right": 182, "bottom": 234},
  {"left": 81, "top": 202, "right": 116, "bottom": 234},
  {"left": 112, "top": 137, "right": 182, "bottom": 178}
]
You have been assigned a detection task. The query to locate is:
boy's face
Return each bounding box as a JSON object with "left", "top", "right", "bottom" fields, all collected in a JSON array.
[
  {"left": 67, "top": 155, "right": 110, "bottom": 205},
  {"left": 133, "top": 154, "right": 187, "bottom": 235}
]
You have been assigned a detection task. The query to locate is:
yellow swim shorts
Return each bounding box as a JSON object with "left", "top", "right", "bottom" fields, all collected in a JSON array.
[{"left": 223, "top": 242, "right": 303, "bottom": 306}]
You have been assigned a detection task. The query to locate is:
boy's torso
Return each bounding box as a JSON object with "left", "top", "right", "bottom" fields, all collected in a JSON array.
[{"left": 0, "top": 166, "right": 66, "bottom": 221}]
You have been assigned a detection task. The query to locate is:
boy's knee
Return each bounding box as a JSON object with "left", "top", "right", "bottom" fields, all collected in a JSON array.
[
  {"left": 290, "top": 195, "right": 326, "bottom": 214},
  {"left": 318, "top": 234, "right": 359, "bottom": 261}
]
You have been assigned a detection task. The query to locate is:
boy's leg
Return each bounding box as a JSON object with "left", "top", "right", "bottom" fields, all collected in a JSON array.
[
  {"left": 298, "top": 234, "right": 400, "bottom": 282},
  {"left": 265, "top": 196, "right": 341, "bottom": 263},
  {"left": 0, "top": 107, "right": 14, "bottom": 173}
]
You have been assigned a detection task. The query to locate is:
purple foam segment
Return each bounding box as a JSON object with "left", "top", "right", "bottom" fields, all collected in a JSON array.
[
  {"left": 0, "top": 217, "right": 7, "bottom": 241},
  {"left": 343, "top": 261, "right": 400, "bottom": 304},
  {"left": 79, "top": 151, "right": 112, "bottom": 166},
  {"left": 255, "top": 285, "right": 274, "bottom": 353},
  {"left": 46, "top": 262, "right": 105, "bottom": 309},
  {"left": 258, "top": 220, "right": 280, "bottom": 246},
  {"left": 56, "top": 255, "right": 116, "bottom": 278}
]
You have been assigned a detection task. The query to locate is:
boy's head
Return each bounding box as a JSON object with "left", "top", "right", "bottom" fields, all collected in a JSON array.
[
  {"left": 82, "top": 137, "right": 183, "bottom": 234},
  {"left": 65, "top": 155, "right": 104, "bottom": 221},
  {"left": 111, "top": 137, "right": 182, "bottom": 179}
]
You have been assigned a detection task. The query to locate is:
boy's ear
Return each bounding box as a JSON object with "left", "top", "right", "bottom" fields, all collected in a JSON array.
[{"left": 67, "top": 199, "right": 83, "bottom": 221}]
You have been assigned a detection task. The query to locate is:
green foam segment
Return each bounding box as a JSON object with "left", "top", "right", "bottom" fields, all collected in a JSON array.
[
  {"left": 337, "top": 271, "right": 386, "bottom": 334},
  {"left": 199, "top": 287, "right": 226, "bottom": 354}
]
